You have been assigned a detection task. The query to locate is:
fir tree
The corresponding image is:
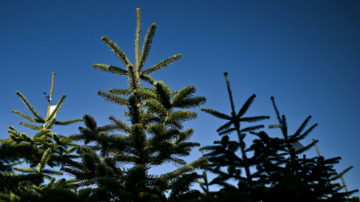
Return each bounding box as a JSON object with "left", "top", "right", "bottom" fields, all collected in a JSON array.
[
  {"left": 256, "top": 96, "right": 358, "bottom": 201},
  {"left": 0, "top": 73, "right": 83, "bottom": 201},
  {"left": 61, "top": 8, "right": 208, "bottom": 202},
  {"left": 198, "top": 72, "right": 270, "bottom": 201},
  {"left": 198, "top": 72, "right": 358, "bottom": 202},
  {"left": 312, "top": 139, "right": 359, "bottom": 201}
]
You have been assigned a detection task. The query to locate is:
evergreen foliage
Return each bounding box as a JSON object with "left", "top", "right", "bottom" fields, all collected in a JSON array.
[
  {"left": 0, "top": 73, "right": 83, "bottom": 201},
  {"left": 313, "top": 140, "right": 359, "bottom": 201},
  {"left": 61, "top": 8, "right": 208, "bottom": 202},
  {"left": 1, "top": 8, "right": 359, "bottom": 202},
  {"left": 197, "top": 73, "right": 358, "bottom": 202}
]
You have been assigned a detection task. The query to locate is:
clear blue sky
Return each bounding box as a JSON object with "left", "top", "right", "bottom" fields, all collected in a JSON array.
[{"left": 1, "top": 0, "right": 359, "bottom": 198}]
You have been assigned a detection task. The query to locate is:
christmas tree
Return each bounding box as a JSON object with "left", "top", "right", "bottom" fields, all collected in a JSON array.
[
  {"left": 61, "top": 8, "right": 208, "bottom": 201},
  {"left": 0, "top": 73, "right": 83, "bottom": 201},
  {"left": 198, "top": 72, "right": 357, "bottom": 202},
  {"left": 198, "top": 72, "right": 270, "bottom": 201}
]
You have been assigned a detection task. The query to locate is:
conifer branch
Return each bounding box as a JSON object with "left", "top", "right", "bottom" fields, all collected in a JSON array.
[
  {"left": 271, "top": 96, "right": 282, "bottom": 124},
  {"left": 11, "top": 110, "right": 41, "bottom": 123},
  {"left": 173, "top": 128, "right": 194, "bottom": 145},
  {"left": 239, "top": 116, "right": 270, "bottom": 123},
  {"left": 141, "top": 54, "right": 182, "bottom": 75},
  {"left": 15, "top": 91, "right": 45, "bottom": 121},
  {"left": 172, "top": 97, "right": 206, "bottom": 109},
  {"left": 296, "top": 123, "right": 318, "bottom": 141},
  {"left": 216, "top": 121, "right": 232, "bottom": 133},
  {"left": 19, "top": 122, "right": 43, "bottom": 130},
  {"left": 109, "top": 116, "right": 131, "bottom": 133},
  {"left": 93, "top": 64, "right": 128, "bottom": 75},
  {"left": 83, "top": 114, "right": 97, "bottom": 131},
  {"left": 139, "top": 74, "right": 155, "bottom": 85},
  {"left": 329, "top": 166, "right": 353, "bottom": 181},
  {"left": 98, "top": 90, "right": 130, "bottom": 106},
  {"left": 138, "top": 23, "right": 157, "bottom": 72},
  {"left": 49, "top": 72, "right": 55, "bottom": 100},
  {"left": 55, "top": 119, "right": 83, "bottom": 125},
  {"left": 143, "top": 99, "right": 167, "bottom": 114},
  {"left": 218, "top": 128, "right": 236, "bottom": 136},
  {"left": 101, "top": 36, "right": 131, "bottom": 66},
  {"left": 135, "top": 8, "right": 141, "bottom": 71},
  {"left": 240, "top": 125, "right": 264, "bottom": 133},
  {"left": 13, "top": 166, "right": 38, "bottom": 174},
  {"left": 167, "top": 110, "right": 197, "bottom": 123},
  {"left": 133, "top": 88, "right": 158, "bottom": 100},
  {"left": 293, "top": 115, "right": 312, "bottom": 137},
  {"left": 41, "top": 169, "right": 64, "bottom": 176},
  {"left": 200, "top": 108, "right": 231, "bottom": 120},
  {"left": 154, "top": 81, "right": 171, "bottom": 108},
  {"left": 38, "top": 150, "right": 51, "bottom": 173},
  {"left": 109, "top": 88, "right": 133, "bottom": 96},
  {"left": 171, "top": 86, "right": 196, "bottom": 106},
  {"left": 20, "top": 133, "right": 33, "bottom": 143},
  {"left": 237, "top": 94, "right": 257, "bottom": 118}
]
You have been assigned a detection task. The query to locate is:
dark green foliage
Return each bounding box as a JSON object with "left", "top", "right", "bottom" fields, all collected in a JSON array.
[
  {"left": 2, "top": 8, "right": 359, "bottom": 202},
  {"left": 199, "top": 72, "right": 270, "bottom": 193},
  {"left": 197, "top": 73, "right": 358, "bottom": 202},
  {"left": 60, "top": 8, "right": 208, "bottom": 202},
  {"left": 0, "top": 75, "right": 84, "bottom": 201}
]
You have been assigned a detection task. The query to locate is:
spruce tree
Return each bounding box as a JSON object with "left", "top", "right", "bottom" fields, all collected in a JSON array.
[
  {"left": 0, "top": 73, "right": 83, "bottom": 201},
  {"left": 61, "top": 8, "right": 208, "bottom": 202}
]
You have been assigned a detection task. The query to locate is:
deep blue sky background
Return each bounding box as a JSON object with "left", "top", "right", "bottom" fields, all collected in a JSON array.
[{"left": 1, "top": 0, "right": 360, "bottom": 198}]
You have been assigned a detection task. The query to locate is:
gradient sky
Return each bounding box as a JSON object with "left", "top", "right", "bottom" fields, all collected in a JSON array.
[{"left": 1, "top": 0, "right": 360, "bottom": 198}]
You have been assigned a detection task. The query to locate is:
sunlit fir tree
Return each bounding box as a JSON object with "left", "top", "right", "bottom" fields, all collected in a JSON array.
[
  {"left": 0, "top": 73, "right": 84, "bottom": 201},
  {"left": 61, "top": 8, "right": 209, "bottom": 202}
]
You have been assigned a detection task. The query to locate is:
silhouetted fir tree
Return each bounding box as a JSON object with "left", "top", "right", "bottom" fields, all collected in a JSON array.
[
  {"left": 61, "top": 8, "right": 208, "bottom": 202},
  {"left": 328, "top": 165, "right": 359, "bottom": 201},
  {"left": 254, "top": 96, "right": 358, "bottom": 202},
  {"left": 198, "top": 72, "right": 270, "bottom": 202},
  {"left": 0, "top": 73, "right": 84, "bottom": 201},
  {"left": 312, "top": 139, "right": 359, "bottom": 201},
  {"left": 198, "top": 72, "right": 358, "bottom": 202}
]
